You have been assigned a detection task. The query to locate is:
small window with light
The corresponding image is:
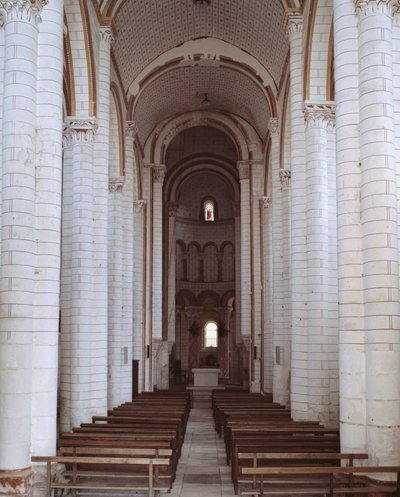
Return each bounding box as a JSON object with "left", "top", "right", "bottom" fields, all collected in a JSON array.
[
  {"left": 204, "top": 199, "right": 215, "bottom": 222},
  {"left": 204, "top": 321, "right": 218, "bottom": 348}
]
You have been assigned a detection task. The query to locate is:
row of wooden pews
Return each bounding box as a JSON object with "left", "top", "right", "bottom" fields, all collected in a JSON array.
[
  {"left": 212, "top": 390, "right": 400, "bottom": 497},
  {"left": 32, "top": 390, "right": 191, "bottom": 497}
]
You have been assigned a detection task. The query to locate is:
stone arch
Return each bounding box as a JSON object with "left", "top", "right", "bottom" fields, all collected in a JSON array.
[
  {"left": 175, "top": 289, "right": 196, "bottom": 307},
  {"left": 144, "top": 111, "right": 262, "bottom": 165}
]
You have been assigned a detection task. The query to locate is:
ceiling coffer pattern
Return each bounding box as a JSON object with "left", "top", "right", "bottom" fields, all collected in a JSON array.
[
  {"left": 134, "top": 65, "right": 271, "bottom": 145},
  {"left": 113, "top": 0, "right": 288, "bottom": 91}
]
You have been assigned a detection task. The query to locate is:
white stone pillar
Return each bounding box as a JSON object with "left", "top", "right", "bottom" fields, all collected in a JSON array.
[
  {"left": 286, "top": 10, "right": 308, "bottom": 420},
  {"left": 250, "top": 160, "right": 264, "bottom": 393},
  {"left": 238, "top": 162, "right": 251, "bottom": 341},
  {"left": 133, "top": 199, "right": 147, "bottom": 393},
  {"left": 147, "top": 164, "right": 168, "bottom": 389},
  {"left": 327, "top": 116, "right": 339, "bottom": 425},
  {"left": 304, "top": 102, "right": 335, "bottom": 424},
  {"left": 108, "top": 177, "right": 125, "bottom": 408},
  {"left": 261, "top": 195, "right": 273, "bottom": 393},
  {"left": 270, "top": 118, "right": 290, "bottom": 405},
  {"left": 167, "top": 202, "right": 178, "bottom": 348},
  {"left": 355, "top": 0, "right": 400, "bottom": 465},
  {"left": 121, "top": 122, "right": 136, "bottom": 401},
  {"left": 233, "top": 201, "right": 242, "bottom": 345},
  {"left": 93, "top": 23, "right": 113, "bottom": 404},
  {"left": 61, "top": 118, "right": 108, "bottom": 429},
  {"left": 237, "top": 161, "right": 252, "bottom": 387},
  {"left": 31, "top": 0, "right": 63, "bottom": 460},
  {"left": 0, "top": 0, "right": 45, "bottom": 472},
  {"left": 333, "top": 0, "right": 366, "bottom": 454}
]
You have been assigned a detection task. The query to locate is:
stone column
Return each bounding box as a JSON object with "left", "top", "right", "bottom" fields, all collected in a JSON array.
[
  {"left": 31, "top": 0, "right": 64, "bottom": 462},
  {"left": 121, "top": 122, "right": 136, "bottom": 401},
  {"left": 60, "top": 118, "right": 108, "bottom": 429},
  {"left": 333, "top": 0, "right": 366, "bottom": 453},
  {"left": 0, "top": 0, "right": 45, "bottom": 475},
  {"left": 167, "top": 202, "right": 178, "bottom": 347},
  {"left": 108, "top": 177, "right": 125, "bottom": 408},
  {"left": 133, "top": 199, "right": 146, "bottom": 393},
  {"left": 270, "top": 118, "right": 289, "bottom": 405},
  {"left": 147, "top": 164, "right": 168, "bottom": 389},
  {"left": 250, "top": 160, "right": 264, "bottom": 393},
  {"left": 237, "top": 161, "right": 251, "bottom": 386},
  {"left": 286, "top": 9, "right": 308, "bottom": 421},
  {"left": 355, "top": 0, "right": 400, "bottom": 465},
  {"left": 233, "top": 201, "right": 242, "bottom": 345},
  {"left": 261, "top": 195, "right": 273, "bottom": 393},
  {"left": 304, "top": 102, "right": 335, "bottom": 424},
  {"left": 94, "top": 23, "right": 114, "bottom": 405}
]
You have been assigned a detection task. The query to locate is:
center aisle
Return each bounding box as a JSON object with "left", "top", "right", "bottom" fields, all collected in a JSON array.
[{"left": 168, "top": 408, "right": 237, "bottom": 497}]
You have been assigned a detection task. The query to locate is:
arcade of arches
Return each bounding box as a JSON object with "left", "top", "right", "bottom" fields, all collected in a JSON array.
[{"left": 0, "top": 0, "right": 400, "bottom": 494}]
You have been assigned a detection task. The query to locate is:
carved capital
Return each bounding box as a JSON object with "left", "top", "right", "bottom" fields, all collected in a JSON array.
[
  {"left": 152, "top": 164, "right": 167, "bottom": 184},
  {"left": 237, "top": 161, "right": 250, "bottom": 181},
  {"left": 354, "top": 0, "right": 396, "bottom": 16},
  {"left": 133, "top": 199, "right": 146, "bottom": 213},
  {"left": 99, "top": 25, "right": 114, "bottom": 45},
  {"left": 63, "top": 118, "right": 97, "bottom": 147},
  {"left": 109, "top": 177, "right": 124, "bottom": 193},
  {"left": 261, "top": 196, "right": 272, "bottom": 208},
  {"left": 304, "top": 102, "right": 335, "bottom": 131},
  {"left": 268, "top": 118, "right": 279, "bottom": 136},
  {"left": 284, "top": 9, "right": 303, "bottom": 37},
  {"left": 279, "top": 169, "right": 291, "bottom": 187},
  {"left": 168, "top": 202, "right": 178, "bottom": 217},
  {"left": 0, "top": 0, "right": 48, "bottom": 26},
  {"left": 126, "top": 120, "right": 139, "bottom": 138}
]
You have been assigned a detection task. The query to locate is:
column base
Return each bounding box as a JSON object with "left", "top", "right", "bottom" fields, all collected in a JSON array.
[{"left": 0, "top": 468, "right": 34, "bottom": 497}]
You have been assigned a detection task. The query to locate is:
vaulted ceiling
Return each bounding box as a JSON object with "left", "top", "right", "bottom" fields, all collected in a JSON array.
[{"left": 95, "top": 0, "right": 298, "bottom": 147}]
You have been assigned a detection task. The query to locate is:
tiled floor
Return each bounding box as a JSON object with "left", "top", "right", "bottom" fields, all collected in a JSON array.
[{"left": 168, "top": 408, "right": 237, "bottom": 497}]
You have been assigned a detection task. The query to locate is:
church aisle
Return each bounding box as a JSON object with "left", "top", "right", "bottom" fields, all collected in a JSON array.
[{"left": 168, "top": 408, "right": 236, "bottom": 497}]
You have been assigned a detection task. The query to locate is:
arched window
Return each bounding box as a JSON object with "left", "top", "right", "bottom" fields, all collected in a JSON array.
[
  {"left": 204, "top": 321, "right": 218, "bottom": 348},
  {"left": 204, "top": 199, "right": 215, "bottom": 222}
]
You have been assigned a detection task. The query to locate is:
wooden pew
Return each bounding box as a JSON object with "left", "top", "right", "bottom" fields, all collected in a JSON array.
[
  {"left": 235, "top": 452, "right": 369, "bottom": 494},
  {"left": 226, "top": 425, "right": 339, "bottom": 464},
  {"left": 32, "top": 455, "right": 171, "bottom": 497},
  {"left": 240, "top": 464, "right": 400, "bottom": 496}
]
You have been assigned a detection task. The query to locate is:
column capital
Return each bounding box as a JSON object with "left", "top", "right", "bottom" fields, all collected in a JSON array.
[
  {"left": 109, "top": 177, "right": 125, "bottom": 193},
  {"left": 126, "top": 120, "right": 139, "bottom": 138},
  {"left": 0, "top": 0, "right": 48, "bottom": 26},
  {"left": 261, "top": 196, "right": 272, "bottom": 208},
  {"left": 63, "top": 117, "right": 97, "bottom": 147},
  {"left": 99, "top": 25, "right": 114, "bottom": 45},
  {"left": 268, "top": 117, "right": 280, "bottom": 136},
  {"left": 304, "top": 101, "right": 335, "bottom": 131},
  {"left": 284, "top": 9, "right": 303, "bottom": 37},
  {"left": 237, "top": 161, "right": 250, "bottom": 180},
  {"left": 133, "top": 199, "right": 146, "bottom": 213},
  {"left": 354, "top": 0, "right": 397, "bottom": 16},
  {"left": 150, "top": 164, "right": 167, "bottom": 184},
  {"left": 279, "top": 169, "right": 291, "bottom": 187},
  {"left": 168, "top": 202, "right": 178, "bottom": 217}
]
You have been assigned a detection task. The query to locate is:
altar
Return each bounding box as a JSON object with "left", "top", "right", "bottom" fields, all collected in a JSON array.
[{"left": 192, "top": 367, "right": 220, "bottom": 387}]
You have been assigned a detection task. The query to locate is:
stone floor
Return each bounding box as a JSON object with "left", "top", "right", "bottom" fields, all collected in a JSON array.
[{"left": 167, "top": 408, "right": 236, "bottom": 497}]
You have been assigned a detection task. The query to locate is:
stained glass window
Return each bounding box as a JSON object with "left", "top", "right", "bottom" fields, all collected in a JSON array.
[{"left": 204, "top": 200, "right": 215, "bottom": 221}]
